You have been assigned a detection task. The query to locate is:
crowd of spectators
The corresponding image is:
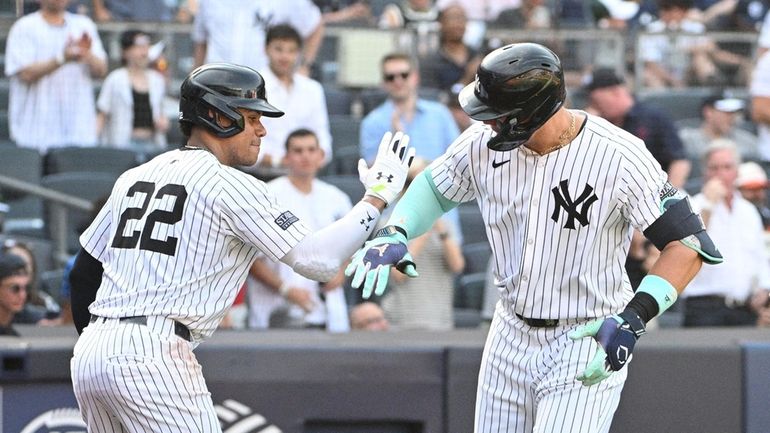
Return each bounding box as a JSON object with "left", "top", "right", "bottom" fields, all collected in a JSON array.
[{"left": 4, "top": 0, "right": 770, "bottom": 332}]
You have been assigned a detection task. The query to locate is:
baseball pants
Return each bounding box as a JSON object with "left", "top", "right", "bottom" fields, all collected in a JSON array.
[
  {"left": 71, "top": 316, "right": 221, "bottom": 432},
  {"left": 475, "top": 300, "right": 627, "bottom": 433}
]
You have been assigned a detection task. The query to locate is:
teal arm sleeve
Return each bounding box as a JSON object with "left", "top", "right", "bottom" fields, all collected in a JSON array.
[{"left": 388, "top": 169, "right": 461, "bottom": 239}]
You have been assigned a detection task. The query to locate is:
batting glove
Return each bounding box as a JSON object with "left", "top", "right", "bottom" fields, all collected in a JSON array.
[
  {"left": 568, "top": 310, "right": 646, "bottom": 386},
  {"left": 358, "top": 131, "right": 416, "bottom": 206},
  {"left": 345, "top": 226, "right": 418, "bottom": 299}
]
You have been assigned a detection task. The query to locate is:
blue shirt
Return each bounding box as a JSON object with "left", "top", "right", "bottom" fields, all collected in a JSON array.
[{"left": 360, "top": 99, "right": 460, "bottom": 162}]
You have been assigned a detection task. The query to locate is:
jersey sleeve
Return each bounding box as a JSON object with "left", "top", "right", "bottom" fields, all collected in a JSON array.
[
  {"left": 616, "top": 138, "right": 671, "bottom": 232},
  {"left": 427, "top": 123, "right": 485, "bottom": 204},
  {"left": 79, "top": 195, "right": 115, "bottom": 262},
  {"left": 217, "top": 171, "right": 311, "bottom": 261}
]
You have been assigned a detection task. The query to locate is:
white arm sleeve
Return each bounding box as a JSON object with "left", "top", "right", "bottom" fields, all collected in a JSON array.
[{"left": 280, "top": 200, "right": 380, "bottom": 281}]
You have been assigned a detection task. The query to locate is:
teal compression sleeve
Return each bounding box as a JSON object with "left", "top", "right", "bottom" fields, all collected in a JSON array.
[{"left": 388, "top": 169, "right": 461, "bottom": 239}]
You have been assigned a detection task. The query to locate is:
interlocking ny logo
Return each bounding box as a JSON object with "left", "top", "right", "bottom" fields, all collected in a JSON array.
[
  {"left": 550, "top": 180, "right": 598, "bottom": 229},
  {"left": 376, "top": 172, "right": 394, "bottom": 183}
]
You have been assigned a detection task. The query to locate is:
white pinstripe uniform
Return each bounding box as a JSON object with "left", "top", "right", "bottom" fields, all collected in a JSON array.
[
  {"left": 429, "top": 112, "right": 670, "bottom": 433},
  {"left": 70, "top": 148, "right": 314, "bottom": 432}
]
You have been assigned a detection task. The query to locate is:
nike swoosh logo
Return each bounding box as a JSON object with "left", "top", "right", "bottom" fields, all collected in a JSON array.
[{"left": 492, "top": 159, "right": 510, "bottom": 168}]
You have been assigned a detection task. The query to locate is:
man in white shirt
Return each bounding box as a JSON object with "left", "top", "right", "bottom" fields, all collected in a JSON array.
[
  {"left": 256, "top": 24, "right": 332, "bottom": 168},
  {"left": 192, "top": 0, "right": 324, "bottom": 75},
  {"left": 4, "top": 0, "right": 107, "bottom": 151},
  {"left": 248, "top": 129, "right": 350, "bottom": 331},
  {"left": 685, "top": 140, "right": 770, "bottom": 326}
]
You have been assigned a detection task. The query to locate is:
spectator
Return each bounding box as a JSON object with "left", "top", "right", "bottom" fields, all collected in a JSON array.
[
  {"left": 638, "top": 0, "right": 750, "bottom": 88},
  {"left": 247, "top": 129, "right": 352, "bottom": 332},
  {"left": 679, "top": 94, "right": 758, "bottom": 178},
  {"left": 419, "top": 4, "right": 481, "bottom": 91},
  {"left": 96, "top": 30, "right": 168, "bottom": 155},
  {"left": 2, "top": 239, "right": 60, "bottom": 325},
  {"left": 314, "top": 0, "right": 373, "bottom": 25},
  {"left": 4, "top": 0, "right": 107, "bottom": 152},
  {"left": 494, "top": 0, "right": 553, "bottom": 29},
  {"left": 434, "top": 0, "right": 522, "bottom": 49},
  {"left": 379, "top": 0, "right": 440, "bottom": 28},
  {"left": 0, "top": 253, "right": 31, "bottom": 336},
  {"left": 590, "top": 0, "right": 641, "bottom": 29},
  {"left": 193, "top": 0, "right": 324, "bottom": 76},
  {"left": 750, "top": 50, "right": 770, "bottom": 163},
  {"left": 91, "top": 0, "right": 176, "bottom": 22},
  {"left": 584, "top": 68, "right": 691, "bottom": 188},
  {"left": 736, "top": 161, "right": 770, "bottom": 230},
  {"left": 349, "top": 301, "right": 390, "bottom": 331},
  {"left": 360, "top": 52, "right": 460, "bottom": 163},
  {"left": 446, "top": 82, "right": 475, "bottom": 132},
  {"left": 256, "top": 25, "right": 332, "bottom": 168},
  {"left": 381, "top": 159, "right": 464, "bottom": 330},
  {"left": 684, "top": 141, "right": 770, "bottom": 326}
]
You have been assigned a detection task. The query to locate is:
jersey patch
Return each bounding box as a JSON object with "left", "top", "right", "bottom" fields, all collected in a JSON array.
[
  {"left": 658, "top": 181, "right": 678, "bottom": 202},
  {"left": 275, "top": 211, "right": 299, "bottom": 230}
]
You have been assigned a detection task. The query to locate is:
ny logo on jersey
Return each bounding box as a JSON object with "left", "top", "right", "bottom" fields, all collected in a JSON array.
[
  {"left": 550, "top": 180, "right": 598, "bottom": 230},
  {"left": 376, "top": 172, "right": 394, "bottom": 183}
]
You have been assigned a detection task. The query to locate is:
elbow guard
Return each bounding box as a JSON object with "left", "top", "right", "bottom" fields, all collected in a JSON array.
[{"left": 642, "top": 196, "right": 723, "bottom": 264}]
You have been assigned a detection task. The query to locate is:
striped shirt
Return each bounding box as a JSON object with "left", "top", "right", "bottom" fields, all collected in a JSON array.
[
  {"left": 429, "top": 113, "right": 669, "bottom": 320},
  {"left": 80, "top": 148, "right": 310, "bottom": 341}
]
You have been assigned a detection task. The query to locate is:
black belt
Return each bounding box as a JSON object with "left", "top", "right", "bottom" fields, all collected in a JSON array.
[
  {"left": 516, "top": 313, "right": 560, "bottom": 328},
  {"left": 90, "top": 315, "right": 191, "bottom": 342}
]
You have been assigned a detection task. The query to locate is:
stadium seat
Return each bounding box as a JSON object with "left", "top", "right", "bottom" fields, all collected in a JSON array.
[
  {"left": 321, "top": 145, "right": 360, "bottom": 177},
  {"left": 324, "top": 85, "right": 353, "bottom": 116},
  {"left": 0, "top": 147, "right": 44, "bottom": 236},
  {"left": 329, "top": 114, "right": 361, "bottom": 152},
  {"left": 454, "top": 272, "right": 486, "bottom": 311},
  {"left": 41, "top": 172, "right": 118, "bottom": 254},
  {"left": 0, "top": 110, "right": 8, "bottom": 141},
  {"left": 320, "top": 174, "right": 365, "bottom": 205},
  {"left": 461, "top": 242, "right": 492, "bottom": 276},
  {"left": 360, "top": 88, "right": 387, "bottom": 116},
  {"left": 638, "top": 88, "right": 714, "bottom": 121},
  {"left": 458, "top": 204, "right": 487, "bottom": 244},
  {"left": 45, "top": 146, "right": 139, "bottom": 176}
]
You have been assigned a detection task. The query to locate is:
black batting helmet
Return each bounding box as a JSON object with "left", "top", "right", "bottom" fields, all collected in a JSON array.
[
  {"left": 179, "top": 63, "right": 284, "bottom": 138},
  {"left": 459, "top": 42, "right": 565, "bottom": 151}
]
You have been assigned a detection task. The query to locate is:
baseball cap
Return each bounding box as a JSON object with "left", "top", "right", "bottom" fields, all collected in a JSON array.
[
  {"left": 583, "top": 68, "right": 625, "bottom": 92},
  {"left": 595, "top": 0, "right": 640, "bottom": 20},
  {"left": 0, "top": 253, "right": 27, "bottom": 281},
  {"left": 736, "top": 162, "right": 769, "bottom": 189},
  {"left": 702, "top": 94, "right": 745, "bottom": 113}
]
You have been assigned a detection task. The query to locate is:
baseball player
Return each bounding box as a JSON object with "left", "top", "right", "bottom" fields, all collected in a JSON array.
[
  {"left": 346, "top": 43, "right": 723, "bottom": 433},
  {"left": 68, "top": 62, "right": 415, "bottom": 432}
]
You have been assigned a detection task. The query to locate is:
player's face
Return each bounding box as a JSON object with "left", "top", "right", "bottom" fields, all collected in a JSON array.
[
  {"left": 382, "top": 59, "right": 417, "bottom": 102},
  {"left": 0, "top": 274, "right": 29, "bottom": 315},
  {"left": 283, "top": 134, "right": 324, "bottom": 178},
  {"left": 220, "top": 109, "right": 266, "bottom": 167},
  {"left": 266, "top": 38, "right": 300, "bottom": 78}
]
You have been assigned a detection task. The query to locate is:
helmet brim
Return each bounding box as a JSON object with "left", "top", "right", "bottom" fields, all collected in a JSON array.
[
  {"left": 458, "top": 82, "right": 509, "bottom": 121},
  {"left": 233, "top": 98, "right": 285, "bottom": 118}
]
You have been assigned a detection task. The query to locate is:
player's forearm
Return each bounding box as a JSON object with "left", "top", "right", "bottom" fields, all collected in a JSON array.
[
  {"left": 281, "top": 200, "right": 381, "bottom": 281},
  {"left": 387, "top": 170, "right": 459, "bottom": 239},
  {"left": 647, "top": 241, "right": 702, "bottom": 294}
]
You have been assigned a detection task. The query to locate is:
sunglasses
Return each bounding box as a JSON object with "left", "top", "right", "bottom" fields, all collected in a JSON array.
[{"left": 383, "top": 71, "right": 411, "bottom": 82}]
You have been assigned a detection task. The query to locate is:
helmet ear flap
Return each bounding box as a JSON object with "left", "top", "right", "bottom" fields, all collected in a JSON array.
[{"left": 192, "top": 93, "right": 245, "bottom": 138}]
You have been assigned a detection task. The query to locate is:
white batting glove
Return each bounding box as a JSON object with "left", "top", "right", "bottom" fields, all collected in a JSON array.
[{"left": 358, "top": 131, "right": 415, "bottom": 206}]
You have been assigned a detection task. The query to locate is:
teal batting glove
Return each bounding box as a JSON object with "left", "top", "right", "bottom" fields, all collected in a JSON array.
[
  {"left": 345, "top": 226, "right": 418, "bottom": 299},
  {"left": 569, "top": 311, "right": 646, "bottom": 386}
]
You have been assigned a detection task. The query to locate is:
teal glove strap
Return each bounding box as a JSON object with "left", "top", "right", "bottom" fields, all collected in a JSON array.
[
  {"left": 387, "top": 169, "right": 460, "bottom": 239},
  {"left": 637, "top": 274, "right": 678, "bottom": 316}
]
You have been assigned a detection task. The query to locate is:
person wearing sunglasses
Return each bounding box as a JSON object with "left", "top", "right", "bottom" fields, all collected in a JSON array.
[
  {"left": 0, "top": 253, "right": 30, "bottom": 337},
  {"left": 360, "top": 52, "right": 460, "bottom": 164}
]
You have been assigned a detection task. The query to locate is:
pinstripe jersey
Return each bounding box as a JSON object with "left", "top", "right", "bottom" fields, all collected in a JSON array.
[
  {"left": 80, "top": 148, "right": 310, "bottom": 341},
  {"left": 429, "top": 112, "right": 669, "bottom": 320}
]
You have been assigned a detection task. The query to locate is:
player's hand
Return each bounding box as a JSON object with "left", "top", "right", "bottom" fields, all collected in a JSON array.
[
  {"left": 344, "top": 228, "right": 418, "bottom": 298},
  {"left": 568, "top": 311, "right": 646, "bottom": 386},
  {"left": 358, "top": 131, "right": 415, "bottom": 206}
]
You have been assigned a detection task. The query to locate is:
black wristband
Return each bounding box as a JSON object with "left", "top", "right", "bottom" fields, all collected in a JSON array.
[{"left": 623, "top": 291, "right": 659, "bottom": 324}]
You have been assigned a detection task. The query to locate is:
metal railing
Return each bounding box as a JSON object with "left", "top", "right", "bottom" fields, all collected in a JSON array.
[{"left": 0, "top": 174, "right": 93, "bottom": 264}]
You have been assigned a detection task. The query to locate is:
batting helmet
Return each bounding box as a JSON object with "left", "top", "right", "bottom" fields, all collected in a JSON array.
[
  {"left": 459, "top": 42, "right": 565, "bottom": 151},
  {"left": 179, "top": 63, "right": 284, "bottom": 138}
]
